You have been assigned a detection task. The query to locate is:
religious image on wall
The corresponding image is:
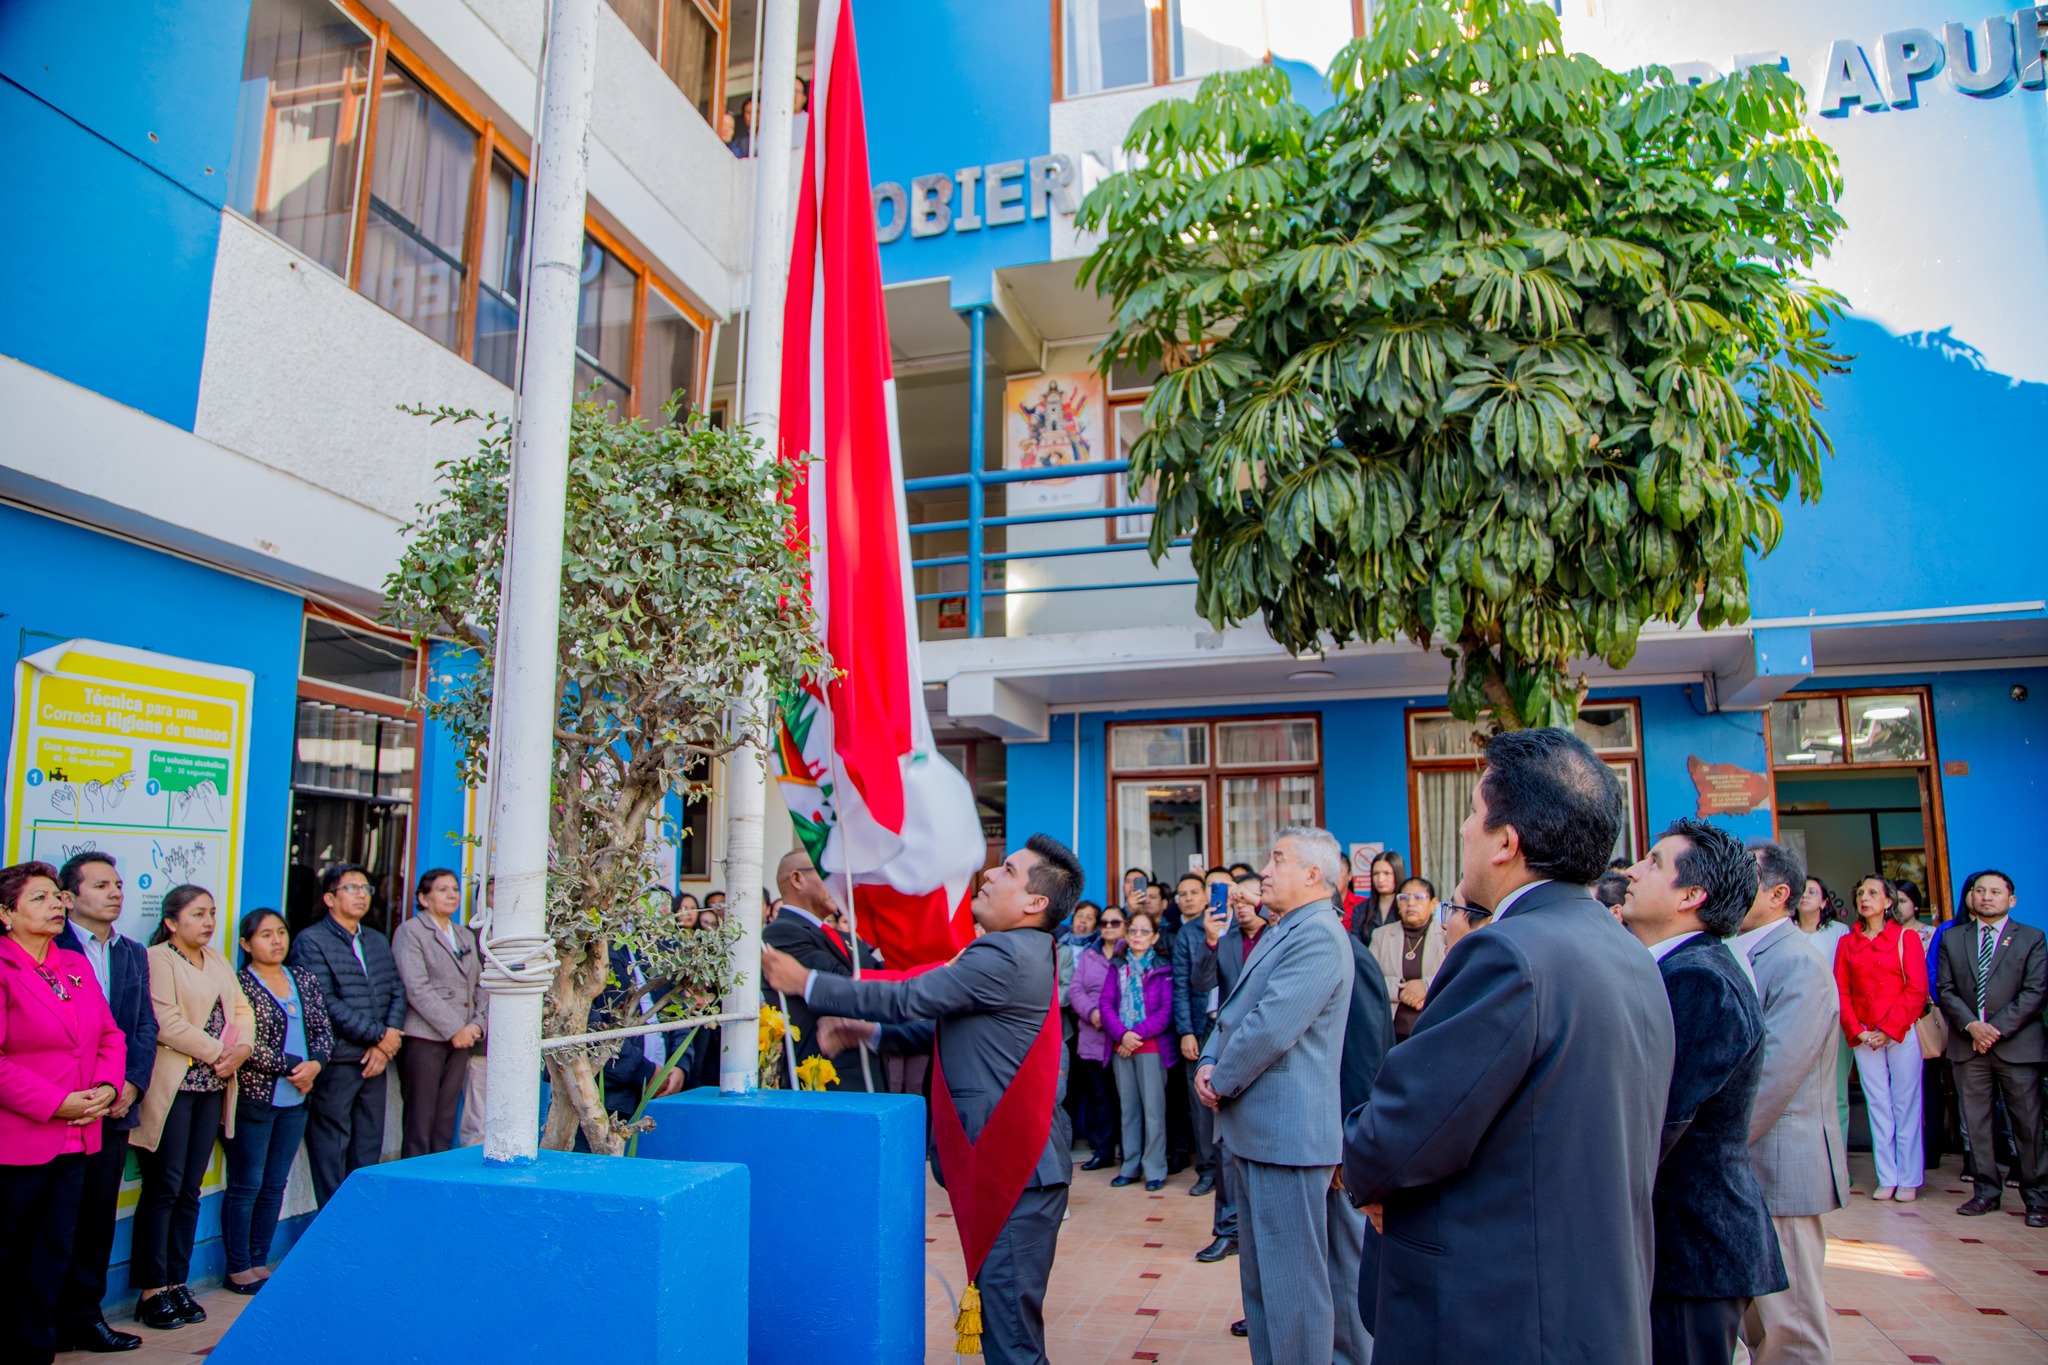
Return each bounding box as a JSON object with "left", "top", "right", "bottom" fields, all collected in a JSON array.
[{"left": 1005, "top": 372, "right": 1106, "bottom": 509}]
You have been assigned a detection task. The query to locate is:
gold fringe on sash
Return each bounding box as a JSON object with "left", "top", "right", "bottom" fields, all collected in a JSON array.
[{"left": 954, "top": 1281, "right": 983, "bottom": 1355}]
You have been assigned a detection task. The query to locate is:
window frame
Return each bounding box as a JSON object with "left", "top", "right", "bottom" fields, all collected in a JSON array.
[
  {"left": 234, "top": 0, "right": 712, "bottom": 415},
  {"left": 1103, "top": 714, "right": 1325, "bottom": 902},
  {"left": 1051, "top": 0, "right": 1368, "bottom": 101},
  {"left": 1403, "top": 701, "right": 1648, "bottom": 890}
]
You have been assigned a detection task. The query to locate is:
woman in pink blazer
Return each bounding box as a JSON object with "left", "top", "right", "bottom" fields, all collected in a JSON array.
[{"left": 0, "top": 860, "right": 127, "bottom": 1365}]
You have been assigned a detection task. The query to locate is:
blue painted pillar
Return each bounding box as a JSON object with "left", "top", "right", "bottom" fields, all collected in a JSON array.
[
  {"left": 964, "top": 304, "right": 989, "bottom": 637},
  {"left": 637, "top": 1090, "right": 925, "bottom": 1364}
]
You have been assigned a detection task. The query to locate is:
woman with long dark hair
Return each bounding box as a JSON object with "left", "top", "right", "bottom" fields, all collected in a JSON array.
[
  {"left": 1794, "top": 874, "right": 1854, "bottom": 1157},
  {"left": 1352, "top": 851, "right": 1408, "bottom": 940},
  {"left": 0, "top": 862, "right": 126, "bottom": 1364},
  {"left": 222, "top": 909, "right": 332, "bottom": 1291},
  {"left": 1834, "top": 874, "right": 1927, "bottom": 1201},
  {"left": 132, "top": 885, "right": 254, "bottom": 1329}
]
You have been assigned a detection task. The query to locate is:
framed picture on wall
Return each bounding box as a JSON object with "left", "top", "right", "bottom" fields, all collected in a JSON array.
[{"left": 936, "top": 596, "right": 968, "bottom": 631}]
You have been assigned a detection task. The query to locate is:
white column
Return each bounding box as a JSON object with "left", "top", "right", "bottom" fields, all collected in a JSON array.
[
  {"left": 479, "top": 0, "right": 600, "bottom": 1163},
  {"left": 719, "top": 0, "right": 803, "bottom": 1094}
]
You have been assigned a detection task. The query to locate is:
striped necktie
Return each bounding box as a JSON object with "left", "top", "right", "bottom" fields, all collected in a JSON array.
[{"left": 1977, "top": 924, "right": 1998, "bottom": 1012}]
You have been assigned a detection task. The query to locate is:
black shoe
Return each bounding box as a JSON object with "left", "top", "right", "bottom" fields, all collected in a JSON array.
[
  {"left": 1081, "top": 1154, "right": 1116, "bottom": 1172},
  {"left": 1167, "top": 1154, "right": 1191, "bottom": 1175},
  {"left": 2029, "top": 1208, "right": 2048, "bottom": 1229},
  {"left": 167, "top": 1286, "right": 206, "bottom": 1324},
  {"left": 1957, "top": 1194, "right": 2002, "bottom": 1216},
  {"left": 1145, "top": 1179, "right": 1165, "bottom": 1192},
  {"left": 135, "top": 1295, "right": 185, "bottom": 1332},
  {"left": 1190, "top": 1172, "right": 1217, "bottom": 1197},
  {"left": 1230, "top": 1319, "right": 1249, "bottom": 1337},
  {"left": 224, "top": 1276, "right": 264, "bottom": 1296},
  {"left": 57, "top": 1320, "right": 142, "bottom": 1352},
  {"left": 1110, "top": 1175, "right": 1139, "bottom": 1188},
  {"left": 1195, "top": 1236, "right": 1238, "bottom": 1263}
]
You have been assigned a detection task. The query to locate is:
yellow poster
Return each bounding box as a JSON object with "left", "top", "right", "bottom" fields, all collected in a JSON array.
[{"left": 5, "top": 640, "right": 253, "bottom": 951}]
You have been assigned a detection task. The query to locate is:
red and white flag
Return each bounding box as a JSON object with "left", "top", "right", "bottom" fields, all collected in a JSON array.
[{"left": 771, "top": 0, "right": 983, "bottom": 971}]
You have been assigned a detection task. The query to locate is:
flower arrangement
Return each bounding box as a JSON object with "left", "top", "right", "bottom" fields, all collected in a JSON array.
[{"left": 795, "top": 1055, "right": 839, "bottom": 1092}]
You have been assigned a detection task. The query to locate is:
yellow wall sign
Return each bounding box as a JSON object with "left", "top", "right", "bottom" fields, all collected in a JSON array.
[{"left": 5, "top": 641, "right": 253, "bottom": 950}]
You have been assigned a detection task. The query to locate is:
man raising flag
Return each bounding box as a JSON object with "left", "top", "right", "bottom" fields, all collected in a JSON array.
[
  {"left": 770, "top": 0, "right": 982, "bottom": 974},
  {"left": 763, "top": 833, "right": 1082, "bottom": 1365}
]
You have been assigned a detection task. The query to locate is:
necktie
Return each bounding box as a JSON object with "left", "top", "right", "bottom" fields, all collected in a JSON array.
[{"left": 1977, "top": 925, "right": 1997, "bottom": 1013}]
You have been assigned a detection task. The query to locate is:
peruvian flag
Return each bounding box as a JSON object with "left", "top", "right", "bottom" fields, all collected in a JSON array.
[{"left": 772, "top": 0, "right": 984, "bottom": 971}]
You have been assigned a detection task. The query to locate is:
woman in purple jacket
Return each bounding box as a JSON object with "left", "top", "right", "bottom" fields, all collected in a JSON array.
[
  {"left": 1068, "top": 910, "right": 1124, "bottom": 1170},
  {"left": 1099, "top": 910, "right": 1174, "bottom": 1190}
]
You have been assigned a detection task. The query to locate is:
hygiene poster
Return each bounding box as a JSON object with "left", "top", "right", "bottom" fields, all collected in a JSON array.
[{"left": 4, "top": 640, "right": 253, "bottom": 950}]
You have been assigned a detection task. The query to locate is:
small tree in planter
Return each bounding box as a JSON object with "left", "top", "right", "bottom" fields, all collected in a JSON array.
[
  {"left": 384, "top": 401, "right": 827, "bottom": 1154},
  {"left": 1079, "top": 0, "right": 1849, "bottom": 728}
]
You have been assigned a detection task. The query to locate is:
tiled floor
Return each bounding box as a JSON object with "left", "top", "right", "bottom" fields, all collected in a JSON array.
[{"left": 62, "top": 1152, "right": 2048, "bottom": 1364}]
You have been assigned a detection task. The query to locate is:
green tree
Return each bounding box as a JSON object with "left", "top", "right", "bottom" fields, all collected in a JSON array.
[
  {"left": 1079, "top": 0, "right": 1849, "bottom": 728},
  {"left": 383, "top": 403, "right": 827, "bottom": 1153}
]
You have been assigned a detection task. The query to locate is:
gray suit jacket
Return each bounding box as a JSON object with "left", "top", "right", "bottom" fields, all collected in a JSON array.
[
  {"left": 1745, "top": 919, "right": 1850, "bottom": 1216},
  {"left": 392, "top": 915, "right": 484, "bottom": 1043},
  {"left": 807, "top": 927, "right": 1072, "bottom": 1190},
  {"left": 1199, "top": 897, "right": 1351, "bottom": 1168}
]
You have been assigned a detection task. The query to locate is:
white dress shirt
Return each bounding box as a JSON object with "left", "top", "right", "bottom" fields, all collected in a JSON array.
[{"left": 75, "top": 922, "right": 117, "bottom": 994}]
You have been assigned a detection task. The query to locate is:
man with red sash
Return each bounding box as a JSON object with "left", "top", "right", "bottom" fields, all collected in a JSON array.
[{"left": 762, "top": 834, "right": 1080, "bottom": 1365}]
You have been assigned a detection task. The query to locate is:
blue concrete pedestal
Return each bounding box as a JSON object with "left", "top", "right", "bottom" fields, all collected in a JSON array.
[
  {"left": 206, "top": 1147, "right": 748, "bottom": 1365},
  {"left": 638, "top": 1090, "right": 925, "bottom": 1364}
]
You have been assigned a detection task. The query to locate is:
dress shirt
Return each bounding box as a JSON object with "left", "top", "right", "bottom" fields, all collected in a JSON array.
[
  {"left": 1492, "top": 878, "right": 1554, "bottom": 919},
  {"left": 75, "top": 922, "right": 116, "bottom": 993},
  {"left": 629, "top": 960, "right": 664, "bottom": 1067},
  {"left": 1729, "top": 922, "right": 1782, "bottom": 994},
  {"left": 1650, "top": 929, "right": 1705, "bottom": 962}
]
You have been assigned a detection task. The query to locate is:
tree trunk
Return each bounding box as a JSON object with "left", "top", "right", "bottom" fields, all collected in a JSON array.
[{"left": 539, "top": 938, "right": 617, "bottom": 1153}]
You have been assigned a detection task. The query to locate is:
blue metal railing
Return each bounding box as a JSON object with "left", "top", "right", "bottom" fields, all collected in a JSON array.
[{"left": 905, "top": 305, "right": 1195, "bottom": 636}]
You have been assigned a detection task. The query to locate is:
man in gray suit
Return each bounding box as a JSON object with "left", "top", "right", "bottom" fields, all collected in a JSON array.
[
  {"left": 1343, "top": 727, "right": 1674, "bottom": 1365},
  {"left": 763, "top": 834, "right": 1081, "bottom": 1365},
  {"left": 1734, "top": 841, "right": 1850, "bottom": 1365},
  {"left": 1195, "top": 826, "right": 1353, "bottom": 1365}
]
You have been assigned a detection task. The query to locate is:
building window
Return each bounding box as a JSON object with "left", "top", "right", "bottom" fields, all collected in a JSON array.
[
  {"left": 1107, "top": 716, "right": 1322, "bottom": 899},
  {"left": 300, "top": 616, "right": 418, "bottom": 699},
  {"left": 225, "top": 0, "right": 711, "bottom": 416},
  {"left": 605, "top": 0, "right": 726, "bottom": 121},
  {"left": 1406, "top": 703, "right": 1645, "bottom": 891},
  {"left": 1058, "top": 0, "right": 1362, "bottom": 98}
]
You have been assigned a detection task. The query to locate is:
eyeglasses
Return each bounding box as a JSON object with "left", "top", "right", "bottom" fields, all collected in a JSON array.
[
  {"left": 1435, "top": 900, "right": 1494, "bottom": 928},
  {"left": 1100, "top": 918, "right": 1126, "bottom": 928},
  {"left": 336, "top": 882, "right": 372, "bottom": 896},
  {"left": 1394, "top": 892, "right": 1432, "bottom": 904}
]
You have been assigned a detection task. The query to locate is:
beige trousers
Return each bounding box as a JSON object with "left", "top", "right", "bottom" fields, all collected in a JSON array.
[{"left": 1741, "top": 1213, "right": 1832, "bottom": 1365}]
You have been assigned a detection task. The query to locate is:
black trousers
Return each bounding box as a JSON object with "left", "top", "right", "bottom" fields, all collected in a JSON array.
[
  {"left": 977, "top": 1183, "right": 1067, "bottom": 1365},
  {"left": 1164, "top": 1058, "right": 1194, "bottom": 1163},
  {"left": 0, "top": 1153, "right": 87, "bottom": 1365},
  {"left": 132, "top": 1090, "right": 224, "bottom": 1290},
  {"left": 1650, "top": 1293, "right": 1748, "bottom": 1365},
  {"left": 397, "top": 1037, "right": 472, "bottom": 1158},
  {"left": 55, "top": 1127, "right": 128, "bottom": 1329},
  {"left": 305, "top": 1062, "right": 387, "bottom": 1206},
  {"left": 1073, "top": 1057, "right": 1119, "bottom": 1157},
  {"left": 1956, "top": 1052, "right": 2047, "bottom": 1205}
]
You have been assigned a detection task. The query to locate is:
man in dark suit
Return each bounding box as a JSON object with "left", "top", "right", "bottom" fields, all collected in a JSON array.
[
  {"left": 1620, "top": 819, "right": 1786, "bottom": 1365},
  {"left": 1330, "top": 920, "right": 1392, "bottom": 1362},
  {"left": 288, "top": 863, "right": 407, "bottom": 1206},
  {"left": 53, "top": 852, "right": 153, "bottom": 1354},
  {"left": 763, "top": 834, "right": 1081, "bottom": 1365},
  {"left": 764, "top": 850, "right": 883, "bottom": 1090},
  {"left": 1199, "top": 874, "right": 1265, "bottom": 1267},
  {"left": 1343, "top": 727, "right": 1674, "bottom": 1365},
  {"left": 1937, "top": 869, "right": 2048, "bottom": 1224}
]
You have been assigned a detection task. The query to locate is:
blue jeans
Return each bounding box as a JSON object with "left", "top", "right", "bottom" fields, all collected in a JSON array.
[{"left": 222, "top": 1099, "right": 310, "bottom": 1274}]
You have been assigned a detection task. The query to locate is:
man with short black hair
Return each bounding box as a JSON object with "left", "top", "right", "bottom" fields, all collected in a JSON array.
[
  {"left": 53, "top": 853, "right": 153, "bottom": 1353},
  {"left": 1936, "top": 869, "right": 2048, "bottom": 1225},
  {"left": 1622, "top": 819, "right": 1784, "bottom": 1365},
  {"left": 1344, "top": 727, "right": 1673, "bottom": 1365},
  {"left": 289, "top": 863, "right": 407, "bottom": 1205},
  {"left": 1735, "top": 840, "right": 1849, "bottom": 1365},
  {"left": 1170, "top": 872, "right": 1220, "bottom": 1195},
  {"left": 764, "top": 834, "right": 1081, "bottom": 1365}
]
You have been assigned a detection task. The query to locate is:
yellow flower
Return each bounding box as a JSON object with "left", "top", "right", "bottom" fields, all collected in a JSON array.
[
  {"left": 757, "top": 1005, "right": 787, "bottom": 1063},
  {"left": 795, "top": 1055, "right": 839, "bottom": 1092}
]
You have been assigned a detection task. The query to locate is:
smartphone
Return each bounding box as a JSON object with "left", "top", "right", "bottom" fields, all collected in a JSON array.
[{"left": 1207, "top": 880, "right": 1230, "bottom": 928}]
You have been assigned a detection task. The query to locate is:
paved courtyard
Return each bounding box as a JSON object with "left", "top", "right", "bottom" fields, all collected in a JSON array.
[{"left": 58, "top": 1153, "right": 2048, "bottom": 1364}]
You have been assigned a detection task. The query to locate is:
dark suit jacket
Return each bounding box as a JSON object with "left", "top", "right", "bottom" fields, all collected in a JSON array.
[
  {"left": 594, "top": 944, "right": 691, "bottom": 1111},
  {"left": 57, "top": 922, "right": 156, "bottom": 1131},
  {"left": 807, "top": 926, "right": 1072, "bottom": 1191},
  {"left": 1342, "top": 880, "right": 1673, "bottom": 1365},
  {"left": 1653, "top": 932, "right": 1786, "bottom": 1300},
  {"left": 1937, "top": 916, "right": 2048, "bottom": 1064},
  {"left": 765, "top": 908, "right": 883, "bottom": 1091},
  {"left": 1341, "top": 935, "right": 1392, "bottom": 1119},
  {"left": 287, "top": 915, "right": 406, "bottom": 1063}
]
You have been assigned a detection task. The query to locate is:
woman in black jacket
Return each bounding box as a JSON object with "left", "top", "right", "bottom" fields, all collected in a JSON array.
[{"left": 221, "top": 909, "right": 333, "bottom": 1292}]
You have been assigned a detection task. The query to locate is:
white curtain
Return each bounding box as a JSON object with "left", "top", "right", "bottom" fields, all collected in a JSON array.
[
  {"left": 1414, "top": 768, "right": 1480, "bottom": 890},
  {"left": 1222, "top": 775, "right": 1316, "bottom": 869}
]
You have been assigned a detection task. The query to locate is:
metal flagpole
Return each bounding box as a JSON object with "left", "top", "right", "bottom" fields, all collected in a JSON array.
[
  {"left": 477, "top": 0, "right": 599, "bottom": 1164},
  {"left": 719, "top": 0, "right": 801, "bottom": 1095}
]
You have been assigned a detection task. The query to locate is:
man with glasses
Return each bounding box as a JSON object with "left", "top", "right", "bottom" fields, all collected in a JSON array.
[
  {"left": 289, "top": 863, "right": 407, "bottom": 1205},
  {"left": 1342, "top": 728, "right": 1672, "bottom": 1365}
]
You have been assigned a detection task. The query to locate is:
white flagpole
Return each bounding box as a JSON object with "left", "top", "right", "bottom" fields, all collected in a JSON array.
[
  {"left": 719, "top": 0, "right": 802, "bottom": 1094},
  {"left": 479, "top": 0, "right": 599, "bottom": 1163}
]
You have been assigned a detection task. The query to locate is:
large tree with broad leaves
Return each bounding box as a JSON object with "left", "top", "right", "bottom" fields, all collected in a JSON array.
[{"left": 1078, "top": 0, "right": 1849, "bottom": 728}]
